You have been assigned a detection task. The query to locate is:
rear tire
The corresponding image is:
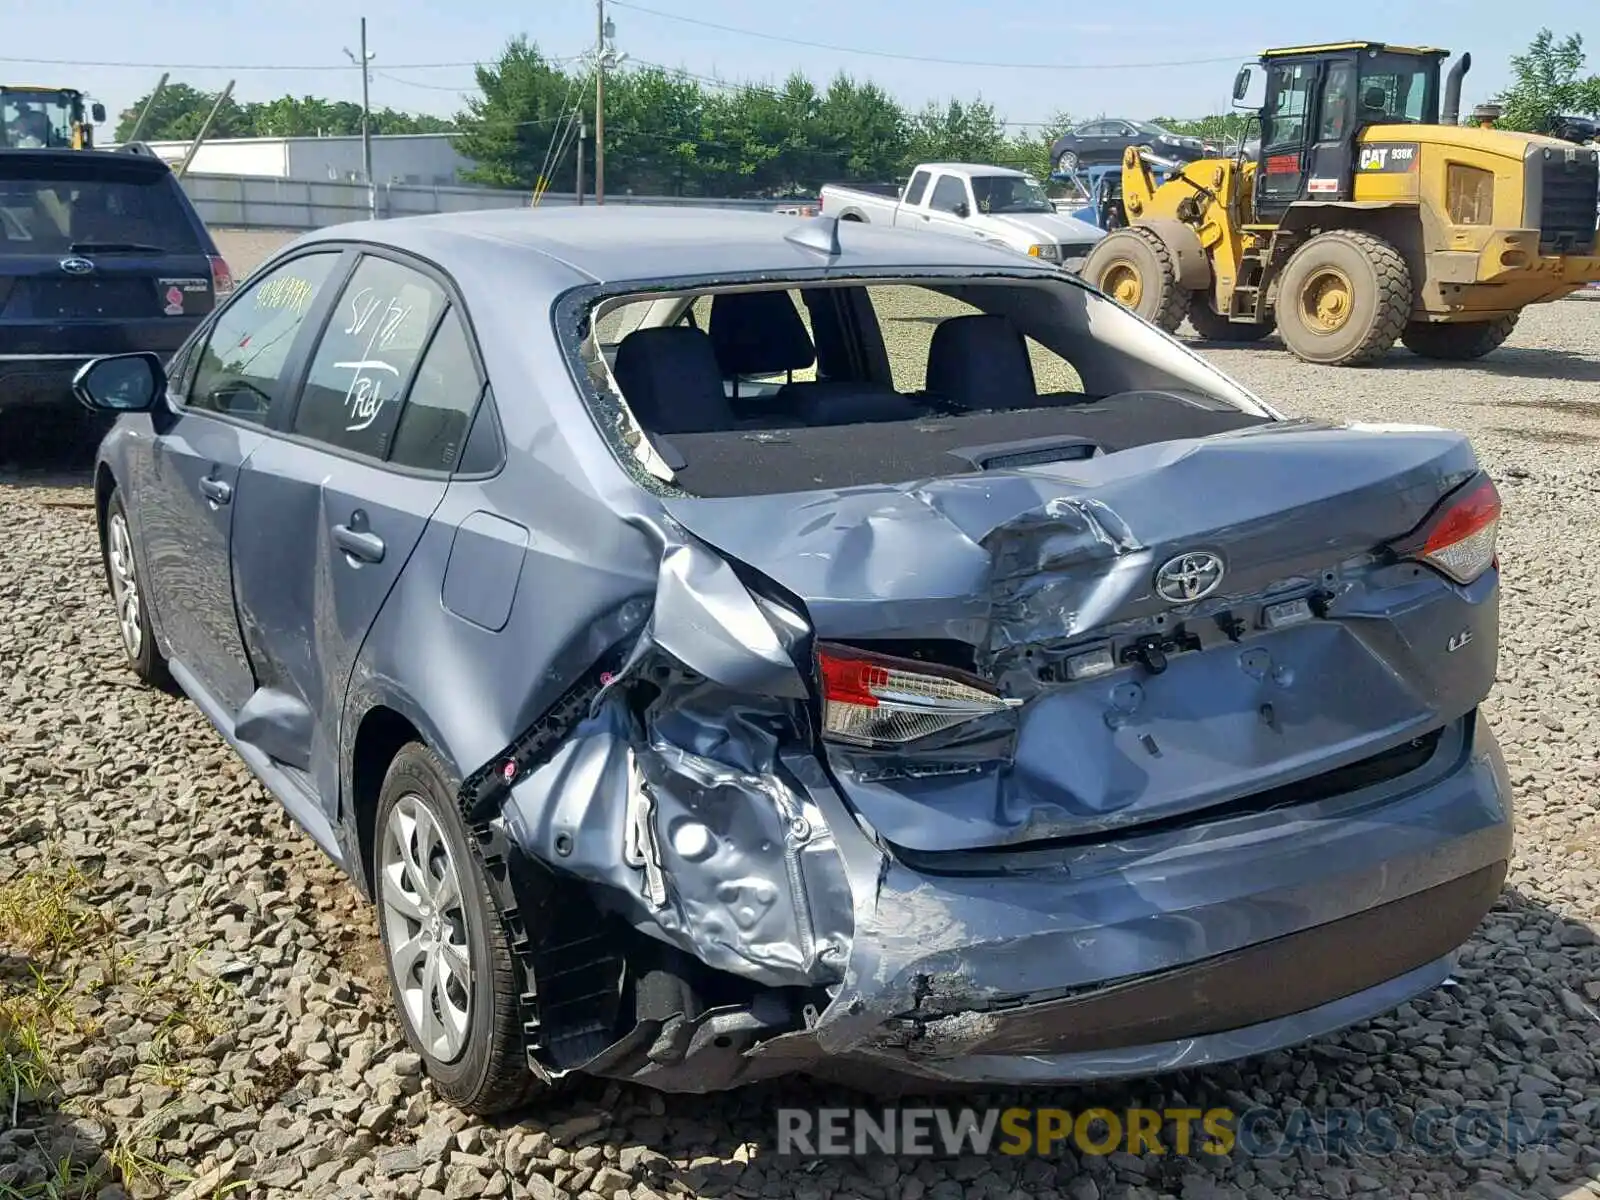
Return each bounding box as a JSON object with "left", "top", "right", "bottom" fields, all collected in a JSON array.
[
  {"left": 374, "top": 743, "right": 549, "bottom": 1116},
  {"left": 1186, "top": 300, "right": 1274, "bottom": 342},
  {"left": 1081, "top": 226, "right": 1191, "bottom": 333},
  {"left": 1274, "top": 230, "right": 1411, "bottom": 366},
  {"left": 1400, "top": 314, "right": 1518, "bottom": 360}
]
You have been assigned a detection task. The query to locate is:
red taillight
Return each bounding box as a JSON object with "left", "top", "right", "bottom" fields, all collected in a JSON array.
[
  {"left": 1400, "top": 475, "right": 1502, "bottom": 585},
  {"left": 209, "top": 254, "right": 235, "bottom": 297},
  {"left": 817, "top": 644, "right": 1020, "bottom": 746}
]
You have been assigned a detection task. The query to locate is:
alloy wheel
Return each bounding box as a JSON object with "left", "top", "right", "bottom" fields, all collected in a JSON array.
[
  {"left": 106, "top": 513, "right": 143, "bottom": 660},
  {"left": 379, "top": 794, "right": 475, "bottom": 1062}
]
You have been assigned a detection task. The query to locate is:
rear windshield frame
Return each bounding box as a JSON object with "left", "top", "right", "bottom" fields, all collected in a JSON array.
[{"left": 550, "top": 264, "right": 1276, "bottom": 500}]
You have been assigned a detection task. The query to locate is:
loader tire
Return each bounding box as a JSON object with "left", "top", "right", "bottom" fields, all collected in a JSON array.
[
  {"left": 1082, "top": 226, "right": 1191, "bottom": 333},
  {"left": 1275, "top": 230, "right": 1411, "bottom": 366},
  {"left": 1400, "top": 314, "right": 1518, "bottom": 361},
  {"left": 1186, "top": 300, "right": 1274, "bottom": 342}
]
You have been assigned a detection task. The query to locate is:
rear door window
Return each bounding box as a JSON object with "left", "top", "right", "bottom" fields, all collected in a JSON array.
[
  {"left": 0, "top": 159, "right": 203, "bottom": 253},
  {"left": 291, "top": 254, "right": 448, "bottom": 461},
  {"left": 388, "top": 308, "right": 484, "bottom": 472},
  {"left": 903, "top": 170, "right": 932, "bottom": 206},
  {"left": 187, "top": 252, "right": 342, "bottom": 424}
]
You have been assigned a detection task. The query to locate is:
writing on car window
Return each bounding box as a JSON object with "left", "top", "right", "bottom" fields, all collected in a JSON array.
[
  {"left": 188, "top": 252, "right": 340, "bottom": 424},
  {"left": 293, "top": 255, "right": 446, "bottom": 459}
]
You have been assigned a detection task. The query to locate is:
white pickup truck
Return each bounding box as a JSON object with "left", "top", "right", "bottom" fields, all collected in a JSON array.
[{"left": 818, "top": 162, "right": 1105, "bottom": 270}]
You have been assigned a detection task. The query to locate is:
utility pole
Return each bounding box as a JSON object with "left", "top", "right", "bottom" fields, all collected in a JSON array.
[
  {"left": 175, "top": 80, "right": 235, "bottom": 178},
  {"left": 595, "top": 0, "right": 606, "bottom": 205},
  {"left": 576, "top": 118, "right": 586, "bottom": 205},
  {"left": 592, "top": 2, "right": 625, "bottom": 205},
  {"left": 125, "top": 72, "right": 169, "bottom": 145},
  {"left": 344, "top": 19, "right": 377, "bottom": 218}
]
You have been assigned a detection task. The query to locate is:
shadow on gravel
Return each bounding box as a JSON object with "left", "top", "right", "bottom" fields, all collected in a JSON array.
[
  {"left": 1490, "top": 425, "right": 1600, "bottom": 447},
  {"left": 1490, "top": 397, "right": 1600, "bottom": 420},
  {"left": 464, "top": 883, "right": 1600, "bottom": 1197},
  {"left": 0, "top": 411, "right": 104, "bottom": 491},
  {"left": 1372, "top": 349, "right": 1600, "bottom": 383}
]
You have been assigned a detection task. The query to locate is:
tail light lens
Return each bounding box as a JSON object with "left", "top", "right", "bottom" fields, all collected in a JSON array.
[
  {"left": 1393, "top": 474, "right": 1502, "bottom": 585},
  {"left": 208, "top": 254, "right": 235, "bottom": 297},
  {"left": 817, "top": 644, "right": 1021, "bottom": 746}
]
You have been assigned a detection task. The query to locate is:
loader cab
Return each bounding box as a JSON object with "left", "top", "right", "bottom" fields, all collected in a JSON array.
[{"left": 1242, "top": 42, "right": 1444, "bottom": 224}]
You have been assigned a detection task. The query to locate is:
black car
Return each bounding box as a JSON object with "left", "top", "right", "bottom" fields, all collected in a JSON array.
[
  {"left": 1050, "top": 118, "right": 1212, "bottom": 173},
  {"left": 0, "top": 146, "right": 231, "bottom": 444}
]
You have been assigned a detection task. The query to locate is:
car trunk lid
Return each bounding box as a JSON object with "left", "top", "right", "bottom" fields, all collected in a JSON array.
[{"left": 659, "top": 421, "right": 1498, "bottom": 852}]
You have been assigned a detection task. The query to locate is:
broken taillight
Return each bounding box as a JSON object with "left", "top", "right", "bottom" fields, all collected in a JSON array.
[
  {"left": 208, "top": 254, "right": 235, "bottom": 298},
  {"left": 817, "top": 644, "right": 1021, "bottom": 746},
  {"left": 1393, "top": 474, "right": 1502, "bottom": 585}
]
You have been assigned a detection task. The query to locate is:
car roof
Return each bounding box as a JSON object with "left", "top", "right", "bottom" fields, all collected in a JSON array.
[
  {"left": 916, "top": 162, "right": 1028, "bottom": 176},
  {"left": 0, "top": 146, "right": 174, "bottom": 178},
  {"left": 292, "top": 205, "right": 1066, "bottom": 287}
]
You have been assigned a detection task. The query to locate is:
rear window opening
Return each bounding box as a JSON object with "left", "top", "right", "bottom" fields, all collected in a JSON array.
[
  {"left": 573, "top": 274, "right": 1277, "bottom": 498},
  {"left": 0, "top": 160, "right": 203, "bottom": 254}
]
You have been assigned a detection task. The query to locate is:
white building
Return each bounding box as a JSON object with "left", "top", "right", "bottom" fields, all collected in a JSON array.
[{"left": 114, "top": 132, "right": 476, "bottom": 186}]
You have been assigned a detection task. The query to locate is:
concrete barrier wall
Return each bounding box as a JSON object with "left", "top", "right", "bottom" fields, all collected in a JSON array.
[{"left": 177, "top": 173, "right": 785, "bottom": 230}]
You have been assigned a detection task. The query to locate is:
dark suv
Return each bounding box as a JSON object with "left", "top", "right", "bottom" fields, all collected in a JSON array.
[{"left": 1, "top": 146, "right": 231, "bottom": 441}]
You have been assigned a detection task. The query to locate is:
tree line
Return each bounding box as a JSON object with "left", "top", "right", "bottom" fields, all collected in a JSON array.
[{"left": 113, "top": 27, "right": 1599, "bottom": 198}]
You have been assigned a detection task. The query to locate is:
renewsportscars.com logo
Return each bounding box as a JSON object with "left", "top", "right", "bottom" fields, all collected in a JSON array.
[{"left": 776, "top": 1106, "right": 1564, "bottom": 1159}]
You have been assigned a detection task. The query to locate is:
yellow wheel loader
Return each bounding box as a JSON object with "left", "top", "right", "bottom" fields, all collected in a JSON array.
[
  {"left": 2, "top": 85, "right": 106, "bottom": 150},
  {"left": 1080, "top": 42, "right": 1600, "bottom": 366}
]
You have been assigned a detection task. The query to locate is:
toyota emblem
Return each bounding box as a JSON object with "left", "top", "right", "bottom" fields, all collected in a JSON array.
[
  {"left": 59, "top": 256, "right": 96, "bottom": 275},
  {"left": 1154, "top": 551, "right": 1225, "bottom": 604}
]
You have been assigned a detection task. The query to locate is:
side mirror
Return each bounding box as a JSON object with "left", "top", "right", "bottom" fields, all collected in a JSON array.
[
  {"left": 1232, "top": 64, "right": 1265, "bottom": 110},
  {"left": 953, "top": 201, "right": 970, "bottom": 218},
  {"left": 73, "top": 353, "right": 165, "bottom": 414},
  {"left": 91, "top": 102, "right": 107, "bottom": 123}
]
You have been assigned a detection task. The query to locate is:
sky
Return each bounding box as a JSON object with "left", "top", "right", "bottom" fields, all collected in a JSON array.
[{"left": 2, "top": 0, "right": 1586, "bottom": 136}]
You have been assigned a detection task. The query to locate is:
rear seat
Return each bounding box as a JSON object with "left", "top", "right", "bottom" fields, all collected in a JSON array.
[{"left": 707, "top": 291, "right": 923, "bottom": 425}]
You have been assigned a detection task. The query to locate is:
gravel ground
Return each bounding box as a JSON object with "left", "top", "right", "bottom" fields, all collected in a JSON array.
[{"left": 3, "top": 287, "right": 1600, "bottom": 1200}]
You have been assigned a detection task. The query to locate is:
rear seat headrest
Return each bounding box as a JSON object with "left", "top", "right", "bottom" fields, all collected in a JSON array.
[
  {"left": 925, "top": 313, "right": 1037, "bottom": 411},
  {"left": 709, "top": 290, "right": 816, "bottom": 378},
  {"left": 611, "top": 326, "right": 736, "bottom": 435}
]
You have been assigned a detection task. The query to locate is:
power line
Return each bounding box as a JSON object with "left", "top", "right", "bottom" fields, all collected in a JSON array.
[
  {"left": 0, "top": 53, "right": 495, "bottom": 72},
  {"left": 606, "top": 1, "right": 1242, "bottom": 70}
]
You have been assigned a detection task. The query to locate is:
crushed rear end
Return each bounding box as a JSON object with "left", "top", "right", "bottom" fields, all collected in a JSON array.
[{"left": 468, "top": 414, "right": 1512, "bottom": 1090}]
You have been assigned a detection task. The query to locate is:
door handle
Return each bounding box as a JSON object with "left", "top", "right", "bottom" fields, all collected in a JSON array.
[
  {"left": 199, "top": 476, "right": 231, "bottom": 505},
  {"left": 333, "top": 523, "right": 385, "bottom": 564}
]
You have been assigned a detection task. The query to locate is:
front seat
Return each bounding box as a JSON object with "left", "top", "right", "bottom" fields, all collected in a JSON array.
[
  {"left": 707, "top": 290, "right": 816, "bottom": 394},
  {"left": 924, "top": 313, "right": 1038, "bottom": 411},
  {"left": 611, "top": 326, "right": 738, "bottom": 435},
  {"left": 708, "top": 290, "right": 921, "bottom": 424}
]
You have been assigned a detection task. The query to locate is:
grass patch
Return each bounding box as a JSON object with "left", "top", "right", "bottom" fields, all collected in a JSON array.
[{"left": 0, "top": 853, "right": 108, "bottom": 967}]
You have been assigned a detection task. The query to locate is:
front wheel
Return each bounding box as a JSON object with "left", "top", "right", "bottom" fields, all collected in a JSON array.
[
  {"left": 1400, "top": 315, "right": 1518, "bottom": 360},
  {"left": 1274, "top": 230, "right": 1411, "bottom": 366},
  {"left": 101, "top": 488, "right": 171, "bottom": 688},
  {"left": 1080, "top": 227, "right": 1191, "bottom": 333},
  {"left": 374, "top": 743, "right": 548, "bottom": 1115}
]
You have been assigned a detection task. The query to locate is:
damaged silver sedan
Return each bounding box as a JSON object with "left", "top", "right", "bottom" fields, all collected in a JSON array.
[{"left": 75, "top": 206, "right": 1514, "bottom": 1114}]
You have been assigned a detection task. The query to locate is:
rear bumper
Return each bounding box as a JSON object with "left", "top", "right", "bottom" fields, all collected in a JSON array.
[
  {"left": 0, "top": 324, "right": 189, "bottom": 408},
  {"left": 767, "top": 709, "right": 1512, "bottom": 1084},
  {"left": 0, "top": 356, "right": 96, "bottom": 410}
]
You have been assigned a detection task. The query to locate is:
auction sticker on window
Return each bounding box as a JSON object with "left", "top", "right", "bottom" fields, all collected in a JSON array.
[
  {"left": 159, "top": 277, "right": 209, "bottom": 315},
  {"left": 1356, "top": 143, "right": 1419, "bottom": 173}
]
